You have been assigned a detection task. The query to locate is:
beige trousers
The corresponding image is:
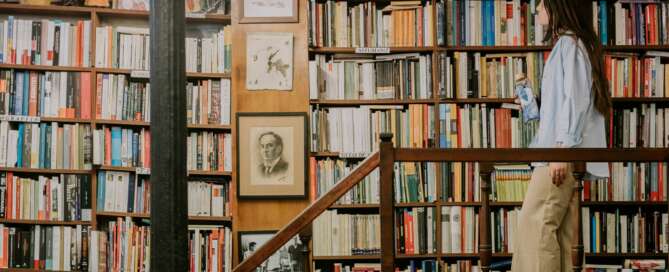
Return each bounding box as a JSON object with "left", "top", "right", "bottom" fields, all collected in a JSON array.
[{"left": 511, "top": 166, "right": 577, "bottom": 272}]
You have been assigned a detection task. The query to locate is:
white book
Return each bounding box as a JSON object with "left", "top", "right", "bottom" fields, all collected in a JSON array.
[
  {"left": 95, "top": 27, "right": 106, "bottom": 68},
  {"left": 211, "top": 184, "right": 224, "bottom": 217},
  {"left": 621, "top": 214, "right": 628, "bottom": 253},
  {"left": 89, "top": 231, "right": 98, "bottom": 272},
  {"left": 83, "top": 21, "right": 91, "bottom": 66},
  {"left": 309, "top": 60, "right": 318, "bottom": 100},
  {"left": 223, "top": 134, "right": 232, "bottom": 171},
  {"left": 53, "top": 226, "right": 61, "bottom": 270},
  {"left": 650, "top": 104, "right": 657, "bottom": 147},
  {"left": 451, "top": 206, "right": 461, "bottom": 253},
  {"left": 442, "top": 207, "right": 451, "bottom": 253},
  {"left": 63, "top": 226, "right": 71, "bottom": 271}
]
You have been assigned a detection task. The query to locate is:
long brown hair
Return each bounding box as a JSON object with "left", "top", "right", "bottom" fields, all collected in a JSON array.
[{"left": 541, "top": 0, "right": 611, "bottom": 115}]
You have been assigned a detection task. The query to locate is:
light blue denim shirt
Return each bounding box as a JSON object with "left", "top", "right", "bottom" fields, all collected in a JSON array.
[{"left": 530, "top": 34, "right": 610, "bottom": 178}]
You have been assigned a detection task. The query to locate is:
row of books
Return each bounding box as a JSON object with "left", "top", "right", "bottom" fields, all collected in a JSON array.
[
  {"left": 490, "top": 164, "right": 530, "bottom": 202},
  {"left": 396, "top": 207, "right": 436, "bottom": 255},
  {"left": 91, "top": 217, "right": 149, "bottom": 272},
  {"left": 442, "top": 0, "right": 545, "bottom": 47},
  {"left": 187, "top": 181, "right": 229, "bottom": 217},
  {"left": 583, "top": 208, "right": 669, "bottom": 254},
  {"left": 0, "top": 224, "right": 91, "bottom": 270},
  {"left": 307, "top": 0, "right": 435, "bottom": 48},
  {"left": 186, "top": 131, "right": 231, "bottom": 172},
  {"left": 395, "top": 162, "right": 437, "bottom": 203},
  {"left": 95, "top": 73, "right": 150, "bottom": 122},
  {"left": 585, "top": 162, "right": 667, "bottom": 202},
  {"left": 188, "top": 226, "right": 232, "bottom": 272},
  {"left": 316, "top": 263, "right": 380, "bottom": 272},
  {"left": 95, "top": 26, "right": 150, "bottom": 70},
  {"left": 96, "top": 171, "right": 149, "bottom": 214},
  {"left": 0, "top": 17, "right": 92, "bottom": 67},
  {"left": 0, "top": 70, "right": 92, "bottom": 119},
  {"left": 312, "top": 210, "right": 380, "bottom": 256},
  {"left": 310, "top": 105, "right": 435, "bottom": 154},
  {"left": 490, "top": 207, "right": 519, "bottom": 254},
  {"left": 586, "top": 260, "right": 666, "bottom": 272},
  {"left": 606, "top": 52, "right": 669, "bottom": 98},
  {"left": 0, "top": 173, "right": 91, "bottom": 221},
  {"left": 0, "top": 122, "right": 93, "bottom": 170},
  {"left": 309, "top": 53, "right": 433, "bottom": 101},
  {"left": 187, "top": 79, "right": 231, "bottom": 126},
  {"left": 92, "top": 126, "right": 150, "bottom": 168},
  {"left": 448, "top": 52, "right": 544, "bottom": 99},
  {"left": 0, "top": 0, "right": 229, "bottom": 14},
  {"left": 594, "top": 1, "right": 669, "bottom": 46},
  {"left": 439, "top": 103, "right": 538, "bottom": 149},
  {"left": 441, "top": 162, "right": 479, "bottom": 203},
  {"left": 611, "top": 104, "right": 669, "bottom": 148},
  {"left": 185, "top": 26, "right": 232, "bottom": 74},
  {"left": 397, "top": 260, "right": 439, "bottom": 272},
  {"left": 441, "top": 206, "right": 478, "bottom": 254},
  {"left": 310, "top": 158, "right": 380, "bottom": 205}
]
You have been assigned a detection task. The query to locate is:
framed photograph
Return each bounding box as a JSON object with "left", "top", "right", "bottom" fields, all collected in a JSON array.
[
  {"left": 240, "top": 0, "right": 298, "bottom": 24},
  {"left": 238, "top": 231, "right": 306, "bottom": 272},
  {"left": 237, "top": 112, "right": 308, "bottom": 199},
  {"left": 246, "top": 32, "right": 293, "bottom": 91}
]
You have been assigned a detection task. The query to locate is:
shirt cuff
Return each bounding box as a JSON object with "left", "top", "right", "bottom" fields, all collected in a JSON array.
[{"left": 555, "top": 133, "right": 582, "bottom": 148}]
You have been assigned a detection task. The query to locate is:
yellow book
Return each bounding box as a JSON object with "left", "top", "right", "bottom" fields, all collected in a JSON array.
[{"left": 453, "top": 162, "right": 462, "bottom": 202}]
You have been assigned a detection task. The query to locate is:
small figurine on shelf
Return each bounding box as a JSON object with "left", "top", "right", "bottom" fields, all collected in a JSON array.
[{"left": 514, "top": 72, "right": 540, "bottom": 123}]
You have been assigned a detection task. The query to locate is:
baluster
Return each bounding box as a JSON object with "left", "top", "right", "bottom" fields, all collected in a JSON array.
[
  {"left": 479, "top": 162, "right": 494, "bottom": 272},
  {"left": 379, "top": 133, "right": 395, "bottom": 271}
]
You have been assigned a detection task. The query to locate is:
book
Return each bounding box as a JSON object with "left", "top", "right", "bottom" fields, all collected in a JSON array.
[
  {"left": 95, "top": 74, "right": 151, "bottom": 122},
  {"left": 93, "top": 126, "right": 150, "bottom": 168},
  {"left": 312, "top": 210, "right": 380, "bottom": 256},
  {"left": 185, "top": 26, "right": 231, "bottom": 73},
  {"left": 186, "top": 131, "right": 231, "bottom": 172}
]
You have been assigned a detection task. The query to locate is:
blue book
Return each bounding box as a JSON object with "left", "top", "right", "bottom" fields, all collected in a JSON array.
[
  {"left": 16, "top": 124, "right": 24, "bottom": 167},
  {"left": 97, "top": 172, "right": 105, "bottom": 211},
  {"left": 14, "top": 71, "right": 23, "bottom": 115},
  {"left": 22, "top": 72, "right": 29, "bottom": 116},
  {"left": 591, "top": 214, "right": 597, "bottom": 252},
  {"left": 481, "top": 0, "right": 487, "bottom": 46},
  {"left": 599, "top": 0, "right": 608, "bottom": 45},
  {"left": 111, "top": 127, "right": 122, "bottom": 166},
  {"left": 409, "top": 260, "right": 415, "bottom": 272},
  {"left": 132, "top": 132, "right": 139, "bottom": 166},
  {"left": 460, "top": 0, "right": 466, "bottom": 46},
  {"left": 38, "top": 123, "right": 46, "bottom": 168}
]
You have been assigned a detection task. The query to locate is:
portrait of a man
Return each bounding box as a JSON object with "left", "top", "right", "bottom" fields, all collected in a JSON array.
[
  {"left": 258, "top": 132, "right": 289, "bottom": 179},
  {"left": 237, "top": 113, "right": 307, "bottom": 198}
]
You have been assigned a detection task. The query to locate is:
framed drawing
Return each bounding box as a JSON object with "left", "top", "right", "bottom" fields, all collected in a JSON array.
[
  {"left": 240, "top": 0, "right": 298, "bottom": 24},
  {"left": 237, "top": 112, "right": 308, "bottom": 199},
  {"left": 246, "top": 32, "right": 293, "bottom": 91},
  {"left": 238, "top": 231, "right": 306, "bottom": 272}
]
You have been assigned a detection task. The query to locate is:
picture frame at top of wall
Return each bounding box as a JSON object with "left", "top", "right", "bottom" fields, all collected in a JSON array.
[{"left": 239, "top": 0, "right": 298, "bottom": 24}]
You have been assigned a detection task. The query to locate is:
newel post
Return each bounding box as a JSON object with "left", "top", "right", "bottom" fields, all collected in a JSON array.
[
  {"left": 379, "top": 133, "right": 395, "bottom": 272},
  {"left": 479, "top": 162, "right": 494, "bottom": 272},
  {"left": 571, "top": 162, "right": 586, "bottom": 272}
]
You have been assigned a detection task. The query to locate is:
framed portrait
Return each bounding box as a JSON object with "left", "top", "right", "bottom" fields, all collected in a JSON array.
[
  {"left": 240, "top": 0, "right": 298, "bottom": 24},
  {"left": 246, "top": 32, "right": 293, "bottom": 91},
  {"left": 237, "top": 112, "right": 308, "bottom": 199},
  {"left": 238, "top": 231, "right": 306, "bottom": 272}
]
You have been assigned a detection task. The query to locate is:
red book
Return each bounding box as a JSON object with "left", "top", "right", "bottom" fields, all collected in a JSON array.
[
  {"left": 583, "top": 179, "right": 591, "bottom": 201},
  {"left": 28, "top": 72, "right": 38, "bottom": 116},
  {"left": 405, "top": 210, "right": 415, "bottom": 254},
  {"left": 144, "top": 130, "right": 151, "bottom": 168},
  {"left": 80, "top": 72, "right": 91, "bottom": 119},
  {"left": 659, "top": 163, "right": 664, "bottom": 201},
  {"left": 309, "top": 157, "right": 317, "bottom": 202},
  {"left": 104, "top": 127, "right": 111, "bottom": 165},
  {"left": 520, "top": 3, "right": 527, "bottom": 46}
]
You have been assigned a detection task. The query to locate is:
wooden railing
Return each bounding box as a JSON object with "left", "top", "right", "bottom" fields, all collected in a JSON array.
[{"left": 234, "top": 133, "right": 669, "bottom": 272}]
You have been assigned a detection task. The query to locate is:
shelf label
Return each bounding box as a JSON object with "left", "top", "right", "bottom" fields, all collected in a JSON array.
[
  {"left": 355, "top": 47, "right": 390, "bottom": 54},
  {"left": 340, "top": 152, "right": 370, "bottom": 159},
  {"left": 0, "top": 115, "right": 41, "bottom": 123},
  {"left": 135, "top": 167, "right": 151, "bottom": 175},
  {"left": 131, "top": 70, "right": 150, "bottom": 79},
  {"left": 186, "top": 12, "right": 206, "bottom": 19}
]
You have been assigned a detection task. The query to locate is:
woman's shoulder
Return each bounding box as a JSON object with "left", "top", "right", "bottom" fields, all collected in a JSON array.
[{"left": 556, "top": 33, "right": 588, "bottom": 59}]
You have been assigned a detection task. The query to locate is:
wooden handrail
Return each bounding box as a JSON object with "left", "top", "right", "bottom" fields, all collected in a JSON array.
[
  {"left": 234, "top": 152, "right": 381, "bottom": 272},
  {"left": 234, "top": 135, "right": 669, "bottom": 272}
]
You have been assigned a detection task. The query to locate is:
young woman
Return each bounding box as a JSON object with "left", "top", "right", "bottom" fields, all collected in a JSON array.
[{"left": 511, "top": 0, "right": 611, "bottom": 271}]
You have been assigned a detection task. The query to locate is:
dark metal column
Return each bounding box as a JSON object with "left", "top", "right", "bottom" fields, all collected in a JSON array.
[
  {"left": 150, "top": 0, "right": 188, "bottom": 271},
  {"left": 379, "top": 133, "right": 395, "bottom": 271}
]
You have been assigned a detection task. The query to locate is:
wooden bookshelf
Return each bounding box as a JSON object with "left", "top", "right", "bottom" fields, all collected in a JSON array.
[
  {"left": 0, "top": 3, "right": 91, "bottom": 15},
  {"left": 440, "top": 202, "right": 482, "bottom": 206},
  {"left": 311, "top": 255, "right": 381, "bottom": 261},
  {"left": 440, "top": 253, "right": 481, "bottom": 258},
  {"left": 309, "top": 47, "right": 436, "bottom": 54},
  {"left": 581, "top": 201, "right": 669, "bottom": 207},
  {"left": 95, "top": 211, "right": 150, "bottom": 219},
  {"left": 97, "top": 165, "right": 142, "bottom": 172},
  {"left": 0, "top": 63, "right": 92, "bottom": 72},
  {"left": 328, "top": 203, "right": 380, "bottom": 209},
  {"left": 187, "top": 124, "right": 232, "bottom": 130},
  {"left": 310, "top": 99, "right": 436, "bottom": 106},
  {"left": 584, "top": 253, "right": 669, "bottom": 258},
  {"left": 0, "top": 167, "right": 91, "bottom": 175},
  {"left": 440, "top": 45, "right": 551, "bottom": 52},
  {"left": 95, "top": 119, "right": 150, "bottom": 127},
  {"left": 187, "top": 170, "right": 232, "bottom": 176},
  {"left": 188, "top": 216, "right": 233, "bottom": 222},
  {"left": 394, "top": 202, "right": 438, "bottom": 208},
  {"left": 0, "top": 219, "right": 91, "bottom": 226},
  {"left": 396, "top": 254, "right": 439, "bottom": 259}
]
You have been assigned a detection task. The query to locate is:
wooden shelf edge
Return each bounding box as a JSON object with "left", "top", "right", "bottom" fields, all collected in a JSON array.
[
  {"left": 187, "top": 124, "right": 232, "bottom": 130},
  {"left": 312, "top": 255, "right": 381, "bottom": 261},
  {"left": 188, "top": 170, "right": 232, "bottom": 176},
  {"left": 95, "top": 119, "right": 150, "bottom": 126},
  {"left": 310, "top": 99, "right": 436, "bottom": 106},
  {"left": 0, "top": 219, "right": 90, "bottom": 225},
  {"left": 0, "top": 167, "right": 91, "bottom": 174},
  {"left": 0, "top": 63, "right": 91, "bottom": 72},
  {"left": 310, "top": 47, "right": 436, "bottom": 53}
]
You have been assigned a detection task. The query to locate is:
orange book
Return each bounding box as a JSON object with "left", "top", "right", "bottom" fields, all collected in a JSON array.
[
  {"left": 95, "top": 74, "right": 103, "bottom": 118},
  {"left": 404, "top": 210, "right": 414, "bottom": 254},
  {"left": 80, "top": 72, "right": 91, "bottom": 119},
  {"left": 5, "top": 173, "right": 12, "bottom": 220},
  {"left": 309, "top": 157, "right": 317, "bottom": 201},
  {"left": 106, "top": 27, "right": 113, "bottom": 68},
  {"left": 76, "top": 21, "right": 83, "bottom": 67},
  {"left": 28, "top": 72, "right": 38, "bottom": 116},
  {"left": 104, "top": 127, "right": 111, "bottom": 165},
  {"left": 144, "top": 130, "right": 151, "bottom": 168},
  {"left": 417, "top": 7, "right": 423, "bottom": 47}
]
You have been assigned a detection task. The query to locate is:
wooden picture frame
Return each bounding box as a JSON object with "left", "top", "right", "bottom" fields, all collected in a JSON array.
[
  {"left": 236, "top": 112, "right": 308, "bottom": 199},
  {"left": 238, "top": 230, "right": 306, "bottom": 271},
  {"left": 239, "top": 0, "right": 298, "bottom": 24}
]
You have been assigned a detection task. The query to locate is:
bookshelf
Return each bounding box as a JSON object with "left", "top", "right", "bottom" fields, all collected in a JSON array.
[
  {"left": 308, "top": 0, "right": 669, "bottom": 271},
  {"left": 0, "top": 1, "right": 233, "bottom": 271}
]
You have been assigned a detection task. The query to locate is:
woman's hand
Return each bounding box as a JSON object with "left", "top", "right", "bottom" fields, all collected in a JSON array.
[{"left": 549, "top": 162, "right": 569, "bottom": 186}]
